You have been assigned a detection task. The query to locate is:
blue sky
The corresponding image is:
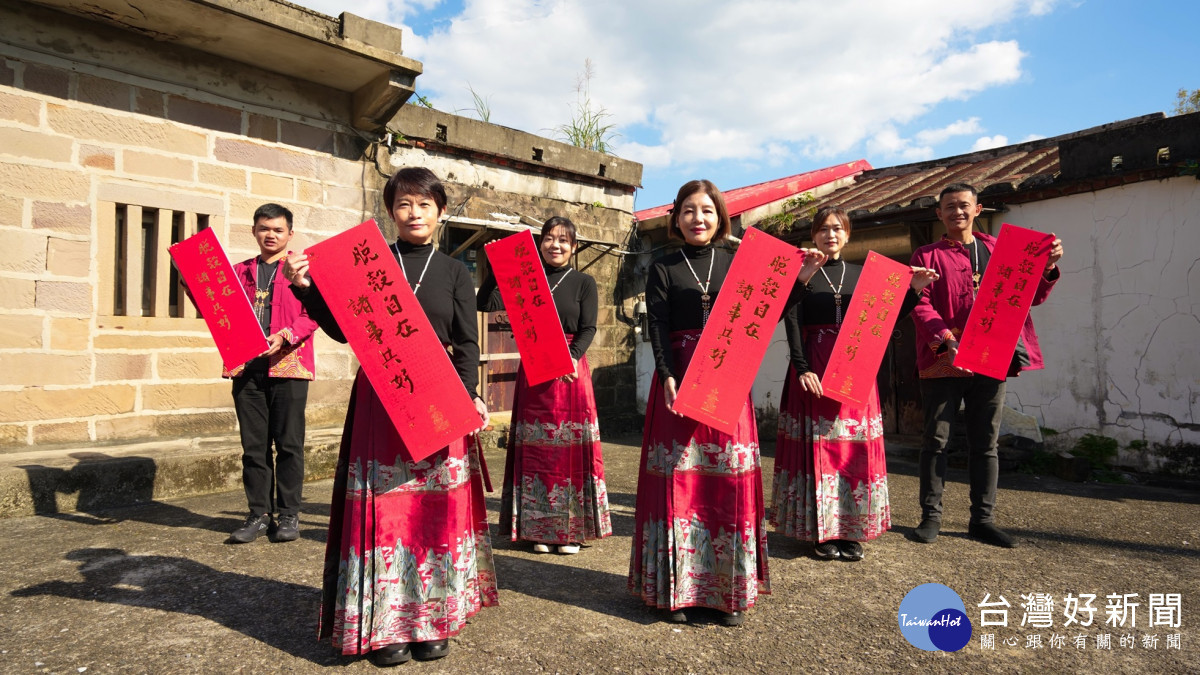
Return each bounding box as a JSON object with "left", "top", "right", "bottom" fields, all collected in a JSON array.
[{"left": 294, "top": 0, "right": 1197, "bottom": 211}]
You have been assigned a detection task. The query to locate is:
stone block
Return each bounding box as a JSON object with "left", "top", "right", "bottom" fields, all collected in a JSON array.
[
  {"left": 0, "top": 162, "right": 89, "bottom": 201},
  {"left": 318, "top": 157, "right": 369, "bottom": 187},
  {"left": 156, "top": 350, "right": 224, "bottom": 379},
  {"left": 247, "top": 114, "right": 277, "bottom": 142},
  {"left": 214, "top": 138, "right": 319, "bottom": 178},
  {"left": 23, "top": 62, "right": 69, "bottom": 99},
  {"left": 0, "top": 353, "right": 90, "bottom": 386},
  {"left": 94, "top": 414, "right": 157, "bottom": 442},
  {"left": 76, "top": 74, "right": 132, "bottom": 111},
  {"left": 154, "top": 410, "right": 237, "bottom": 436},
  {"left": 0, "top": 89, "right": 40, "bottom": 126},
  {"left": 325, "top": 185, "right": 366, "bottom": 211},
  {"left": 0, "top": 60, "right": 14, "bottom": 86},
  {"left": 0, "top": 314, "right": 43, "bottom": 348},
  {"left": 0, "top": 423, "right": 27, "bottom": 446},
  {"left": 96, "top": 353, "right": 152, "bottom": 381},
  {"left": 0, "top": 126, "right": 72, "bottom": 162},
  {"left": 32, "top": 421, "right": 90, "bottom": 445},
  {"left": 46, "top": 238, "right": 91, "bottom": 277},
  {"left": 35, "top": 280, "right": 90, "bottom": 314},
  {"left": 124, "top": 151, "right": 194, "bottom": 182},
  {"left": 309, "top": 379, "right": 352, "bottom": 405},
  {"left": 297, "top": 179, "right": 323, "bottom": 204},
  {"left": 198, "top": 163, "right": 247, "bottom": 190},
  {"left": 79, "top": 145, "right": 115, "bottom": 170},
  {"left": 32, "top": 202, "right": 90, "bottom": 235},
  {"left": 46, "top": 104, "right": 208, "bottom": 156},
  {"left": 251, "top": 172, "right": 294, "bottom": 199},
  {"left": 0, "top": 195, "right": 22, "bottom": 228},
  {"left": 92, "top": 333, "right": 212, "bottom": 350},
  {"left": 999, "top": 406, "right": 1044, "bottom": 444},
  {"left": 280, "top": 120, "right": 335, "bottom": 153},
  {"left": 0, "top": 277, "right": 37, "bottom": 310},
  {"left": 166, "top": 95, "right": 242, "bottom": 135},
  {"left": 49, "top": 317, "right": 91, "bottom": 350},
  {"left": 316, "top": 351, "right": 352, "bottom": 378},
  {"left": 0, "top": 229, "right": 46, "bottom": 274},
  {"left": 142, "top": 381, "right": 231, "bottom": 411},
  {"left": 0, "top": 384, "right": 135, "bottom": 423},
  {"left": 134, "top": 87, "right": 165, "bottom": 118}
]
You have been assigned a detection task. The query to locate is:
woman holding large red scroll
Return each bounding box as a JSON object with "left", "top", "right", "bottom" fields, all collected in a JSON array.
[
  {"left": 477, "top": 216, "right": 612, "bottom": 554},
  {"left": 283, "top": 168, "right": 494, "bottom": 667},
  {"left": 629, "top": 179, "right": 776, "bottom": 628},
  {"left": 770, "top": 207, "right": 937, "bottom": 562}
]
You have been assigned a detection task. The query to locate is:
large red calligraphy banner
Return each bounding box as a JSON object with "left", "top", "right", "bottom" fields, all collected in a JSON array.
[
  {"left": 305, "top": 220, "right": 480, "bottom": 461},
  {"left": 168, "top": 228, "right": 267, "bottom": 371},
  {"left": 955, "top": 223, "right": 1055, "bottom": 380},
  {"left": 821, "top": 252, "right": 914, "bottom": 407},
  {"left": 483, "top": 230, "right": 573, "bottom": 385},
  {"left": 673, "top": 229, "right": 804, "bottom": 434}
]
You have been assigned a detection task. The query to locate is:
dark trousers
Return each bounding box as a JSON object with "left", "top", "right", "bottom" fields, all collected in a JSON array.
[
  {"left": 918, "top": 375, "right": 1006, "bottom": 524},
  {"left": 232, "top": 373, "right": 308, "bottom": 517}
]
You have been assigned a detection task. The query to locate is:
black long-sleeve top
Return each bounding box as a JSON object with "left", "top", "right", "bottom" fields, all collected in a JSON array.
[
  {"left": 646, "top": 244, "right": 734, "bottom": 381},
  {"left": 292, "top": 240, "right": 481, "bottom": 398},
  {"left": 784, "top": 257, "right": 921, "bottom": 374},
  {"left": 476, "top": 263, "right": 598, "bottom": 360}
]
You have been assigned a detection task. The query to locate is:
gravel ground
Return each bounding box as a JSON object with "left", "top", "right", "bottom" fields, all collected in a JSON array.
[{"left": 0, "top": 434, "right": 1196, "bottom": 674}]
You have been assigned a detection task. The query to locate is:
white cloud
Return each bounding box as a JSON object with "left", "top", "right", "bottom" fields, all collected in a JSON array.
[
  {"left": 972, "top": 135, "right": 1010, "bottom": 151},
  {"left": 916, "top": 118, "right": 984, "bottom": 145},
  {"left": 293, "top": 0, "right": 1048, "bottom": 175},
  {"left": 1020, "top": 133, "right": 1047, "bottom": 142}
]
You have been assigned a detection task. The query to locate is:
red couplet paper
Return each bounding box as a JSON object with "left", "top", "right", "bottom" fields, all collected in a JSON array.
[
  {"left": 304, "top": 220, "right": 480, "bottom": 461},
  {"left": 673, "top": 229, "right": 804, "bottom": 434},
  {"left": 821, "top": 252, "right": 914, "bottom": 407},
  {"left": 168, "top": 228, "right": 267, "bottom": 371},
  {"left": 483, "top": 230, "right": 574, "bottom": 385},
  {"left": 955, "top": 223, "right": 1055, "bottom": 380}
]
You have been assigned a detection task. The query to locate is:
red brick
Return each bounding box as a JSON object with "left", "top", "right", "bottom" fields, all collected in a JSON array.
[{"left": 247, "top": 114, "right": 277, "bottom": 142}]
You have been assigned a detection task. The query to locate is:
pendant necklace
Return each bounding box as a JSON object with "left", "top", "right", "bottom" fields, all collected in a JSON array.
[
  {"left": 970, "top": 239, "right": 981, "bottom": 296},
  {"left": 549, "top": 267, "right": 572, "bottom": 293},
  {"left": 682, "top": 248, "right": 716, "bottom": 325},
  {"left": 393, "top": 242, "right": 436, "bottom": 296},
  {"left": 254, "top": 260, "right": 279, "bottom": 324},
  {"left": 819, "top": 259, "right": 847, "bottom": 325}
]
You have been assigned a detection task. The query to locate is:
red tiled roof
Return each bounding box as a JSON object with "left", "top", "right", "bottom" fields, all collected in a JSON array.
[{"left": 634, "top": 160, "right": 872, "bottom": 221}]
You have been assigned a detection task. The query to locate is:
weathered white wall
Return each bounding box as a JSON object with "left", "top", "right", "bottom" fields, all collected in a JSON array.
[{"left": 1003, "top": 177, "right": 1200, "bottom": 462}]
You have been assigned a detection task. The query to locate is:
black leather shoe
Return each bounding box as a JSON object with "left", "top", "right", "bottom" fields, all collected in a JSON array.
[
  {"left": 969, "top": 522, "right": 1018, "bottom": 548},
  {"left": 720, "top": 611, "right": 746, "bottom": 627},
  {"left": 274, "top": 514, "right": 300, "bottom": 542},
  {"left": 813, "top": 541, "right": 841, "bottom": 560},
  {"left": 230, "top": 513, "right": 270, "bottom": 544},
  {"left": 412, "top": 639, "right": 449, "bottom": 661},
  {"left": 912, "top": 517, "right": 940, "bottom": 543},
  {"left": 368, "top": 643, "right": 411, "bottom": 666},
  {"left": 837, "top": 540, "right": 864, "bottom": 561}
]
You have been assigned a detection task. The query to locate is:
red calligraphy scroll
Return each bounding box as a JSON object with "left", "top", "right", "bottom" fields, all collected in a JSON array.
[
  {"left": 483, "top": 230, "right": 574, "bottom": 385},
  {"left": 168, "top": 228, "right": 267, "bottom": 371},
  {"left": 673, "top": 229, "right": 804, "bottom": 433},
  {"left": 821, "top": 252, "right": 914, "bottom": 407},
  {"left": 305, "top": 220, "right": 480, "bottom": 461},
  {"left": 955, "top": 223, "right": 1055, "bottom": 380}
]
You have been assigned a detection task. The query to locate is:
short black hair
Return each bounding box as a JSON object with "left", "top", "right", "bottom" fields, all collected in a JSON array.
[
  {"left": 253, "top": 203, "right": 293, "bottom": 231},
  {"left": 539, "top": 216, "right": 578, "bottom": 246},
  {"left": 384, "top": 167, "right": 448, "bottom": 214},
  {"left": 937, "top": 183, "right": 978, "bottom": 204}
]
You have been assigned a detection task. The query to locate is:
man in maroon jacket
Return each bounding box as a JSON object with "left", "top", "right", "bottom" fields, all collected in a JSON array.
[
  {"left": 908, "top": 184, "right": 1063, "bottom": 548},
  {"left": 226, "top": 204, "right": 319, "bottom": 544}
]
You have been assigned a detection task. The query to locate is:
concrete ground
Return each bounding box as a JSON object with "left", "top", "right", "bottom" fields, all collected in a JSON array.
[{"left": 0, "top": 434, "right": 1196, "bottom": 673}]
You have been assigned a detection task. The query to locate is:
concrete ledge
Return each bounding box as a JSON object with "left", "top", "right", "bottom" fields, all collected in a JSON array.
[
  {"left": 0, "top": 428, "right": 344, "bottom": 519},
  {"left": 0, "top": 422, "right": 515, "bottom": 519}
]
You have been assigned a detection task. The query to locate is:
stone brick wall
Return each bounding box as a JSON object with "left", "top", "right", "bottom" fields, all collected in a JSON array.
[{"left": 0, "top": 52, "right": 363, "bottom": 447}]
